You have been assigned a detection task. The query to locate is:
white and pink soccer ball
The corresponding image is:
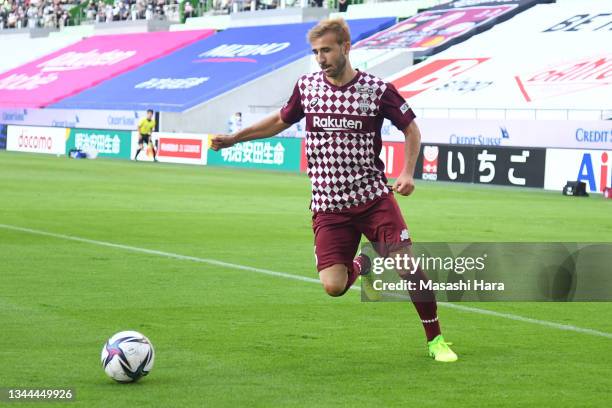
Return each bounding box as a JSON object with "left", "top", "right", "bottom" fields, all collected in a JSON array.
[{"left": 101, "top": 331, "right": 155, "bottom": 383}]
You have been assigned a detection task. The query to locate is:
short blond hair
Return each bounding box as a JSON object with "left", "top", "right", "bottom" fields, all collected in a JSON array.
[{"left": 307, "top": 18, "right": 351, "bottom": 45}]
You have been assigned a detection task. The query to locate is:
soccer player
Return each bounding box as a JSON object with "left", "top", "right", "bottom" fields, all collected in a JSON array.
[
  {"left": 210, "top": 19, "right": 457, "bottom": 362},
  {"left": 135, "top": 109, "right": 157, "bottom": 161}
]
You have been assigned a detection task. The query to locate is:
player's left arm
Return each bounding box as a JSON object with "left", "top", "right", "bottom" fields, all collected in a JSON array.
[
  {"left": 393, "top": 121, "right": 421, "bottom": 196},
  {"left": 380, "top": 83, "right": 420, "bottom": 196}
]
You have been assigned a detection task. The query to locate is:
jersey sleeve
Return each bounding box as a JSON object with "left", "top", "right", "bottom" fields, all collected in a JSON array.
[
  {"left": 280, "top": 82, "right": 304, "bottom": 125},
  {"left": 380, "top": 83, "right": 416, "bottom": 131}
]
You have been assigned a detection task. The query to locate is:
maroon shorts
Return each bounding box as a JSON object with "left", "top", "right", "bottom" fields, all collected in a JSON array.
[{"left": 312, "top": 193, "right": 411, "bottom": 272}]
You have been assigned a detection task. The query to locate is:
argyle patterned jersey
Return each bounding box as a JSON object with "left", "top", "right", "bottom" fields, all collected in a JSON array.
[{"left": 280, "top": 70, "right": 416, "bottom": 213}]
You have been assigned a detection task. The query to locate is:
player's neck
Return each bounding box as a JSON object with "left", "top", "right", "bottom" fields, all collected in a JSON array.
[{"left": 325, "top": 65, "right": 357, "bottom": 88}]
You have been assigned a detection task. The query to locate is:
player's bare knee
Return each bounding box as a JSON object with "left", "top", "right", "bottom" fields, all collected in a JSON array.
[
  {"left": 319, "top": 264, "right": 348, "bottom": 297},
  {"left": 323, "top": 283, "right": 346, "bottom": 297}
]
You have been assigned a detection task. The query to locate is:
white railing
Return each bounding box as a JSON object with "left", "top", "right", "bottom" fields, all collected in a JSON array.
[{"left": 413, "top": 108, "right": 611, "bottom": 121}]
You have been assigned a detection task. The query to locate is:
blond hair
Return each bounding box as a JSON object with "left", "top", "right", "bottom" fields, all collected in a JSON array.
[{"left": 307, "top": 18, "right": 351, "bottom": 45}]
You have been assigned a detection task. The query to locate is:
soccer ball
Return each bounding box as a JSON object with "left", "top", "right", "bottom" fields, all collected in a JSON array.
[{"left": 101, "top": 330, "right": 155, "bottom": 383}]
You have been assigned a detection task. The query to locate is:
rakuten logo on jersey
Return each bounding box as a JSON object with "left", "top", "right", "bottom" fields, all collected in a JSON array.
[
  {"left": 38, "top": 49, "right": 137, "bottom": 72},
  {"left": 312, "top": 115, "right": 364, "bottom": 131},
  {"left": 198, "top": 43, "right": 290, "bottom": 58}
]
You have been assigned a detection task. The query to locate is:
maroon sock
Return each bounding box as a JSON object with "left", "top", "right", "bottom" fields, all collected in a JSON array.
[
  {"left": 338, "top": 258, "right": 363, "bottom": 296},
  {"left": 405, "top": 266, "right": 441, "bottom": 342}
]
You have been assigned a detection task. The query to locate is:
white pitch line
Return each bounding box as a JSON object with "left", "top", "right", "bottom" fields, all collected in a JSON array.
[{"left": 2, "top": 223, "right": 612, "bottom": 340}]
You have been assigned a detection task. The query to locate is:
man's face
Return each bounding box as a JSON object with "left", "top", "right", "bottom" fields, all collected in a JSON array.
[
  {"left": 147, "top": 111, "right": 153, "bottom": 120},
  {"left": 311, "top": 32, "right": 349, "bottom": 79}
]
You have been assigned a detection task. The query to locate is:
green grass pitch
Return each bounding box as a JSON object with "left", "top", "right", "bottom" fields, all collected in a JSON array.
[{"left": 1, "top": 151, "right": 611, "bottom": 407}]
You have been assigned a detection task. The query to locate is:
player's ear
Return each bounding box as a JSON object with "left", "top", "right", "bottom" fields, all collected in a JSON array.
[{"left": 342, "top": 41, "right": 351, "bottom": 55}]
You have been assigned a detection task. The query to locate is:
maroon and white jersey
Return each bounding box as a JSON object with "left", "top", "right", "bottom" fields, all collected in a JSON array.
[{"left": 280, "top": 70, "right": 416, "bottom": 213}]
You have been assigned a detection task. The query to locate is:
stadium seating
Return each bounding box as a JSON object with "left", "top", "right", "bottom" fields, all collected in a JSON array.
[
  {"left": 386, "top": 0, "right": 612, "bottom": 119},
  {"left": 332, "top": 0, "right": 449, "bottom": 19}
]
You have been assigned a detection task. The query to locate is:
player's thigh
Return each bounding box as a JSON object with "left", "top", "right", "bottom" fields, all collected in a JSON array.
[
  {"left": 313, "top": 212, "right": 361, "bottom": 273},
  {"left": 358, "top": 194, "right": 411, "bottom": 256}
]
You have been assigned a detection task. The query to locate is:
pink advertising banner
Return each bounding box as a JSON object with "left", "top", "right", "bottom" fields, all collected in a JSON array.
[{"left": 0, "top": 30, "right": 214, "bottom": 108}]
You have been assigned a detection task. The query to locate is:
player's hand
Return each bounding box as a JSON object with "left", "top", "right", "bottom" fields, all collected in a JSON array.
[
  {"left": 210, "top": 134, "right": 235, "bottom": 151},
  {"left": 392, "top": 173, "right": 415, "bottom": 196}
]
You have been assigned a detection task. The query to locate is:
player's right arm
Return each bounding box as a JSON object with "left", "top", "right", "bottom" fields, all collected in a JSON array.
[
  {"left": 210, "top": 81, "right": 304, "bottom": 151},
  {"left": 210, "top": 112, "right": 291, "bottom": 151}
]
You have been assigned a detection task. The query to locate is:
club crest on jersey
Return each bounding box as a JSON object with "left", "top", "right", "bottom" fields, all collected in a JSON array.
[{"left": 359, "top": 99, "right": 370, "bottom": 114}]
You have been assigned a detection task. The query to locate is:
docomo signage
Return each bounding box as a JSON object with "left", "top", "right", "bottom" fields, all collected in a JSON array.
[
  {"left": 132, "top": 132, "right": 208, "bottom": 165},
  {"left": 7, "top": 125, "right": 67, "bottom": 154}
]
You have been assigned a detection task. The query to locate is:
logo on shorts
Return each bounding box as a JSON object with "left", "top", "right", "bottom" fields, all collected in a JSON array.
[{"left": 400, "top": 229, "right": 410, "bottom": 241}]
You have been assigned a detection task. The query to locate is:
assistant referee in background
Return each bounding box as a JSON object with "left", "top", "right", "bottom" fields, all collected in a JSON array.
[{"left": 135, "top": 109, "right": 157, "bottom": 161}]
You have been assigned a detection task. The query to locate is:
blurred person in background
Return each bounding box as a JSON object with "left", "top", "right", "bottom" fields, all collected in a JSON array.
[
  {"left": 135, "top": 109, "right": 158, "bottom": 161},
  {"left": 228, "top": 112, "right": 243, "bottom": 134}
]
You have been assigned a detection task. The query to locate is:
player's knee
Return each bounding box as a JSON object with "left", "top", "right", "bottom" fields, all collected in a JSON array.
[
  {"left": 323, "top": 282, "right": 346, "bottom": 297},
  {"left": 319, "top": 264, "right": 348, "bottom": 297}
]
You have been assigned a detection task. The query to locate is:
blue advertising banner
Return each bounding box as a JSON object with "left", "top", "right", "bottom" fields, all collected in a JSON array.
[
  {"left": 52, "top": 19, "right": 395, "bottom": 112},
  {"left": 0, "top": 124, "right": 7, "bottom": 150}
]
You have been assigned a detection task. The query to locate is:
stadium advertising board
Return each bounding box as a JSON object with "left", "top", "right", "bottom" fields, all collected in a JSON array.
[
  {"left": 51, "top": 19, "right": 395, "bottom": 112},
  {"left": 0, "top": 30, "right": 213, "bottom": 108},
  {"left": 380, "top": 141, "right": 406, "bottom": 179},
  {"left": 381, "top": 118, "right": 612, "bottom": 150},
  {"left": 66, "top": 129, "right": 132, "bottom": 159},
  {"left": 132, "top": 132, "right": 209, "bottom": 165},
  {"left": 0, "top": 124, "right": 6, "bottom": 150},
  {"left": 7, "top": 125, "right": 67, "bottom": 155},
  {"left": 544, "top": 148, "right": 612, "bottom": 193},
  {"left": 415, "top": 144, "right": 546, "bottom": 188},
  {"left": 0, "top": 108, "right": 148, "bottom": 130},
  {"left": 207, "top": 137, "right": 301, "bottom": 172},
  {"left": 353, "top": 6, "right": 515, "bottom": 54}
]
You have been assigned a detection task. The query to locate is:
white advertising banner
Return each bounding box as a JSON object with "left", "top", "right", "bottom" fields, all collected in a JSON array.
[
  {"left": 381, "top": 118, "right": 612, "bottom": 150},
  {"left": 7, "top": 125, "right": 67, "bottom": 155},
  {"left": 544, "top": 148, "right": 612, "bottom": 193},
  {"left": 0, "top": 108, "right": 148, "bottom": 130},
  {"left": 132, "top": 132, "right": 209, "bottom": 165}
]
